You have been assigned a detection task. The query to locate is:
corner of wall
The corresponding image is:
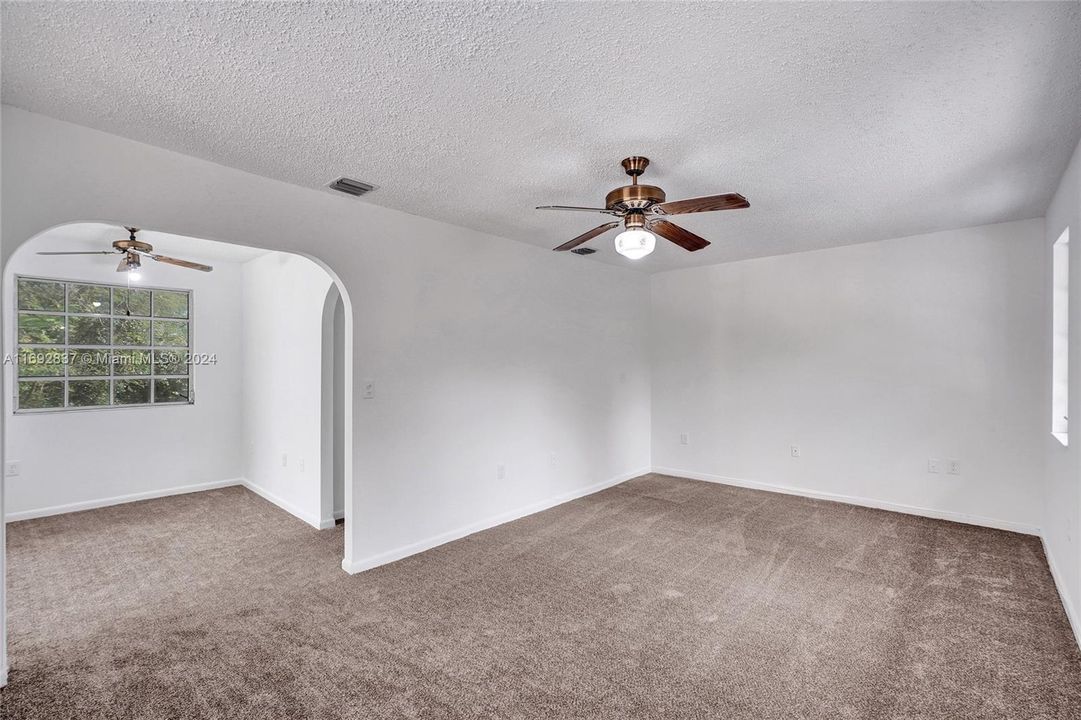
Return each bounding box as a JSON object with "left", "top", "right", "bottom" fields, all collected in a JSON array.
[{"left": 1043, "top": 532, "right": 1081, "bottom": 650}]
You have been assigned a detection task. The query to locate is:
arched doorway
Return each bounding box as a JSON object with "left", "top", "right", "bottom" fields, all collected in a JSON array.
[{"left": 1, "top": 222, "right": 356, "bottom": 683}]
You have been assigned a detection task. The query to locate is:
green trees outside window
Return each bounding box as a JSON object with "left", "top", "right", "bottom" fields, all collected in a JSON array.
[{"left": 15, "top": 277, "right": 193, "bottom": 410}]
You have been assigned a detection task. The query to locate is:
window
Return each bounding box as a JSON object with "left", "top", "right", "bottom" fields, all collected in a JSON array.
[
  {"left": 1052, "top": 228, "right": 1069, "bottom": 445},
  {"left": 14, "top": 276, "right": 193, "bottom": 412}
]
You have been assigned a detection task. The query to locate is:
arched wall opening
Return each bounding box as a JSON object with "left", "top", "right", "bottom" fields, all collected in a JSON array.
[{"left": 1, "top": 221, "right": 355, "bottom": 545}]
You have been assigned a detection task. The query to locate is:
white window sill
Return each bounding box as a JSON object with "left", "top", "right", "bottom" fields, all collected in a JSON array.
[{"left": 1052, "top": 431, "right": 1069, "bottom": 447}]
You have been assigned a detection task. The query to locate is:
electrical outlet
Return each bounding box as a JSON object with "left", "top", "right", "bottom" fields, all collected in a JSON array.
[
  {"left": 549, "top": 452, "right": 557, "bottom": 467},
  {"left": 362, "top": 380, "right": 375, "bottom": 399},
  {"left": 497, "top": 464, "right": 506, "bottom": 480},
  {"left": 281, "top": 453, "right": 288, "bottom": 467},
  {"left": 790, "top": 445, "right": 800, "bottom": 458},
  {"left": 680, "top": 433, "right": 689, "bottom": 446},
  {"left": 947, "top": 459, "right": 960, "bottom": 475},
  {"left": 4, "top": 461, "right": 20, "bottom": 477},
  {"left": 927, "top": 458, "right": 941, "bottom": 474}
]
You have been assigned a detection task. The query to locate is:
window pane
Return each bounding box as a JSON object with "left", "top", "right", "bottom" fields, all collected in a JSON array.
[
  {"left": 114, "top": 349, "right": 152, "bottom": 376},
  {"left": 68, "top": 316, "right": 110, "bottom": 345},
  {"left": 153, "top": 291, "right": 189, "bottom": 319},
  {"left": 18, "top": 278, "right": 65, "bottom": 311},
  {"left": 18, "top": 381, "right": 64, "bottom": 409},
  {"left": 153, "top": 320, "right": 188, "bottom": 347},
  {"left": 17, "top": 347, "right": 66, "bottom": 377},
  {"left": 18, "top": 313, "right": 65, "bottom": 344},
  {"left": 153, "top": 349, "right": 189, "bottom": 376},
  {"left": 68, "top": 349, "right": 112, "bottom": 377},
  {"left": 113, "top": 288, "right": 152, "bottom": 317},
  {"left": 68, "top": 284, "right": 111, "bottom": 314},
  {"left": 69, "top": 379, "right": 110, "bottom": 407},
  {"left": 115, "top": 379, "right": 151, "bottom": 405},
  {"left": 14, "top": 277, "right": 192, "bottom": 412},
  {"left": 114, "top": 318, "right": 151, "bottom": 346},
  {"left": 154, "top": 377, "right": 190, "bottom": 403}
]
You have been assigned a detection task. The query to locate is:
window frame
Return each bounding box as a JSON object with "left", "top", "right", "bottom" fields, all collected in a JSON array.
[
  {"left": 13, "top": 274, "right": 196, "bottom": 414},
  {"left": 1051, "top": 227, "right": 1070, "bottom": 446}
]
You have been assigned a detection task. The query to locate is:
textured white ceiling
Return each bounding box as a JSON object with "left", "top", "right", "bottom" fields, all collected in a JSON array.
[{"left": 3, "top": 2, "right": 1080, "bottom": 272}]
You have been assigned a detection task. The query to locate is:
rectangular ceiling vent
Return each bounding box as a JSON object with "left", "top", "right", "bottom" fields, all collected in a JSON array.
[
  {"left": 328, "top": 177, "right": 376, "bottom": 197},
  {"left": 571, "top": 247, "right": 597, "bottom": 255}
]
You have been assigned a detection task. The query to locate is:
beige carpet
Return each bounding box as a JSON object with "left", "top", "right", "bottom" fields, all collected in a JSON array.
[{"left": 2, "top": 473, "right": 1080, "bottom": 719}]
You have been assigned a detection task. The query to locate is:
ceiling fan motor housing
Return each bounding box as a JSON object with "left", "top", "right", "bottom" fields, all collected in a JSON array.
[
  {"left": 605, "top": 184, "right": 666, "bottom": 212},
  {"left": 606, "top": 156, "right": 665, "bottom": 216},
  {"left": 113, "top": 239, "right": 154, "bottom": 253}
]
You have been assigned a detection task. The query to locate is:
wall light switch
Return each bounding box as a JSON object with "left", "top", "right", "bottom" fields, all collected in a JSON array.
[
  {"left": 362, "top": 380, "right": 375, "bottom": 399},
  {"left": 298, "top": 457, "right": 306, "bottom": 473},
  {"left": 680, "top": 433, "right": 689, "bottom": 446},
  {"left": 281, "top": 453, "right": 288, "bottom": 467},
  {"left": 497, "top": 464, "right": 506, "bottom": 480},
  {"left": 927, "top": 458, "right": 941, "bottom": 474},
  {"left": 4, "top": 461, "right": 20, "bottom": 477},
  {"left": 790, "top": 445, "right": 800, "bottom": 458}
]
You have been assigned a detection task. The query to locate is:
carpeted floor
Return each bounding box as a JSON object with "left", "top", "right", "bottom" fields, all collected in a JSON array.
[{"left": 2, "top": 473, "right": 1080, "bottom": 719}]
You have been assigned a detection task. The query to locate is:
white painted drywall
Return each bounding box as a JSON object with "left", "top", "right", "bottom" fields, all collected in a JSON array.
[
  {"left": 651, "top": 218, "right": 1047, "bottom": 532},
  {"left": 1, "top": 188, "right": 6, "bottom": 686},
  {"left": 0, "top": 106, "right": 653, "bottom": 580},
  {"left": 320, "top": 286, "right": 346, "bottom": 525},
  {"left": 2, "top": 241, "right": 246, "bottom": 519},
  {"left": 1043, "top": 134, "right": 1081, "bottom": 638},
  {"left": 240, "top": 251, "right": 333, "bottom": 528}
]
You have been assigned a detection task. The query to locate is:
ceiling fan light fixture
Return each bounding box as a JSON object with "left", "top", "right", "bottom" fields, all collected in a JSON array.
[{"left": 614, "top": 229, "right": 656, "bottom": 259}]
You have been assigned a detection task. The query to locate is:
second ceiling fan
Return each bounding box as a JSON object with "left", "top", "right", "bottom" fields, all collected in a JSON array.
[
  {"left": 538, "top": 156, "right": 748, "bottom": 259},
  {"left": 36, "top": 227, "right": 213, "bottom": 274}
]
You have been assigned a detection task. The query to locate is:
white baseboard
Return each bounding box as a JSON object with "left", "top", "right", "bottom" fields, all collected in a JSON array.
[
  {"left": 652, "top": 467, "right": 1041, "bottom": 536},
  {"left": 1042, "top": 533, "right": 1081, "bottom": 651},
  {"left": 0, "top": 662, "right": 7, "bottom": 688},
  {"left": 240, "top": 479, "right": 323, "bottom": 530},
  {"left": 4, "top": 477, "right": 243, "bottom": 522},
  {"left": 317, "top": 509, "right": 346, "bottom": 530},
  {"left": 341, "top": 467, "right": 649, "bottom": 574}
]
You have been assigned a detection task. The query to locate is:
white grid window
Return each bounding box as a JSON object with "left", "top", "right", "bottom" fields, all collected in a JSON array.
[
  {"left": 14, "top": 276, "right": 194, "bottom": 412},
  {"left": 1052, "top": 228, "right": 1070, "bottom": 445}
]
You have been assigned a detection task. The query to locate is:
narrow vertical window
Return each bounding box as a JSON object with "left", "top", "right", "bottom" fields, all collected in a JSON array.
[{"left": 1052, "top": 228, "right": 1069, "bottom": 445}]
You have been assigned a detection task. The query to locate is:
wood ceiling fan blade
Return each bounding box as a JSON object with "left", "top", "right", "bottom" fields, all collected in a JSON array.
[
  {"left": 652, "top": 193, "right": 749, "bottom": 216},
  {"left": 149, "top": 254, "right": 213, "bottom": 272},
  {"left": 37, "top": 250, "right": 116, "bottom": 255},
  {"left": 553, "top": 222, "right": 620, "bottom": 252},
  {"left": 650, "top": 219, "right": 711, "bottom": 252},
  {"left": 537, "top": 205, "right": 621, "bottom": 215}
]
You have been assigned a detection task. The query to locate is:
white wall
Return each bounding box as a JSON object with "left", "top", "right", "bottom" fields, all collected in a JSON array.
[
  {"left": 3, "top": 241, "right": 245, "bottom": 519},
  {"left": 0, "top": 106, "right": 654, "bottom": 582},
  {"left": 1, "top": 178, "right": 7, "bottom": 686},
  {"left": 652, "top": 218, "right": 1047, "bottom": 533},
  {"left": 240, "top": 252, "right": 333, "bottom": 528},
  {"left": 1044, "top": 135, "right": 1081, "bottom": 638},
  {"left": 325, "top": 288, "right": 346, "bottom": 522}
]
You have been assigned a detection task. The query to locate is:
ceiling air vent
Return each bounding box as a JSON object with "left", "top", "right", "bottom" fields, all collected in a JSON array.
[
  {"left": 328, "top": 177, "right": 375, "bottom": 197},
  {"left": 571, "top": 247, "right": 597, "bottom": 255}
]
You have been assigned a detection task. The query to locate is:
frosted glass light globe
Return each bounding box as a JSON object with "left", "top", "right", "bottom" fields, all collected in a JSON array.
[{"left": 614, "top": 229, "right": 656, "bottom": 259}]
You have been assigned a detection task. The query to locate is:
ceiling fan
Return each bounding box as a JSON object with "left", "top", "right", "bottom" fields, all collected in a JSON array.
[
  {"left": 37, "top": 227, "right": 213, "bottom": 274},
  {"left": 537, "top": 157, "right": 748, "bottom": 259}
]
